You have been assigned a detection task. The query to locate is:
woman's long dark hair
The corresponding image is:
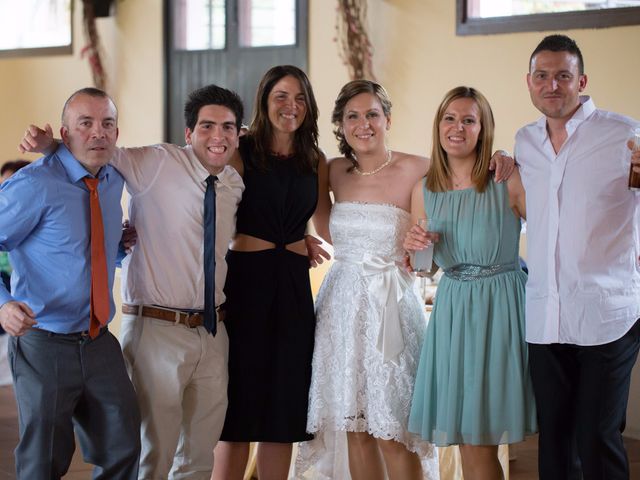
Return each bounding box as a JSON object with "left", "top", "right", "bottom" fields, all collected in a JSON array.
[{"left": 248, "top": 65, "right": 322, "bottom": 172}]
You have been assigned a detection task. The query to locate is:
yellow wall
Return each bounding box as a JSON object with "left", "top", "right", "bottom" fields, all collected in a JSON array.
[
  {"left": 311, "top": 1, "right": 640, "bottom": 158},
  {"left": 0, "top": 0, "right": 164, "bottom": 335},
  {"left": 3, "top": 1, "right": 637, "bottom": 185},
  {"left": 0, "top": 0, "right": 639, "bottom": 435},
  {"left": 1, "top": 3, "right": 638, "bottom": 189},
  {"left": 0, "top": 0, "right": 163, "bottom": 162}
]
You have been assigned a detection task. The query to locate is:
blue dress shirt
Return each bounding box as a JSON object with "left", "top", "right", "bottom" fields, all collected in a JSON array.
[{"left": 0, "top": 145, "right": 124, "bottom": 333}]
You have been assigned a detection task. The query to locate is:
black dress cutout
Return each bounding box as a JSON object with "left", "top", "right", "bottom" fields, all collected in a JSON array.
[{"left": 220, "top": 137, "right": 318, "bottom": 442}]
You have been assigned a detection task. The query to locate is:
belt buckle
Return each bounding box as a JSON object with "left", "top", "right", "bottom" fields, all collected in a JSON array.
[{"left": 80, "top": 330, "right": 91, "bottom": 338}]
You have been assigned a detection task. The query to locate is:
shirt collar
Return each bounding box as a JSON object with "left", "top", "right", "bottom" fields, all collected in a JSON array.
[
  {"left": 185, "top": 144, "right": 239, "bottom": 189},
  {"left": 535, "top": 95, "right": 596, "bottom": 132},
  {"left": 567, "top": 95, "right": 596, "bottom": 126},
  {"left": 57, "top": 144, "right": 111, "bottom": 183},
  {"left": 215, "top": 165, "right": 241, "bottom": 189}
]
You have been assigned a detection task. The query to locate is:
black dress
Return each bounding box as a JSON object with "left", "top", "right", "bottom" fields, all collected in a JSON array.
[{"left": 220, "top": 137, "right": 318, "bottom": 442}]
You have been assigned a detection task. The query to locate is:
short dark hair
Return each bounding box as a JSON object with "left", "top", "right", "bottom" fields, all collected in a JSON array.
[
  {"left": 61, "top": 87, "right": 116, "bottom": 124},
  {"left": 184, "top": 85, "right": 244, "bottom": 132},
  {"left": 1, "top": 160, "right": 30, "bottom": 177},
  {"left": 530, "top": 34, "right": 584, "bottom": 75}
]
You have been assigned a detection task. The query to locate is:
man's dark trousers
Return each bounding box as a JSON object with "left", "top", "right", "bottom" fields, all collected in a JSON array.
[
  {"left": 9, "top": 327, "right": 141, "bottom": 479},
  {"left": 529, "top": 320, "right": 640, "bottom": 480}
]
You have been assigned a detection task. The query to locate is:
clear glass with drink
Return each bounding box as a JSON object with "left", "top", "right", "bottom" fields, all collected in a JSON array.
[
  {"left": 411, "top": 218, "right": 434, "bottom": 276},
  {"left": 628, "top": 127, "right": 640, "bottom": 191}
]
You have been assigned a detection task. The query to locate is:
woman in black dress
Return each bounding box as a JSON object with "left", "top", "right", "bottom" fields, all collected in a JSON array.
[{"left": 212, "top": 65, "right": 331, "bottom": 480}]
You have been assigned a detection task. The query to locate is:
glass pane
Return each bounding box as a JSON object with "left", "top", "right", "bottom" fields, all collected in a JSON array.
[
  {"left": 174, "top": 0, "right": 226, "bottom": 50},
  {"left": 0, "top": 0, "right": 71, "bottom": 51},
  {"left": 239, "top": 0, "right": 296, "bottom": 47},
  {"left": 468, "top": 0, "right": 640, "bottom": 19}
]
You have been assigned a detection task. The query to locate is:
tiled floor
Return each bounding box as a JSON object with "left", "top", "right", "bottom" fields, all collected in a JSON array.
[{"left": 1, "top": 383, "right": 639, "bottom": 479}]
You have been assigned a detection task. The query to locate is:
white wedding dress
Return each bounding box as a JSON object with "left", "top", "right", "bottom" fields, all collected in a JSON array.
[{"left": 295, "top": 202, "right": 439, "bottom": 479}]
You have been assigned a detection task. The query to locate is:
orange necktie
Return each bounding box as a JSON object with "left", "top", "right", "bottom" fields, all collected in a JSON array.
[{"left": 84, "top": 177, "right": 110, "bottom": 338}]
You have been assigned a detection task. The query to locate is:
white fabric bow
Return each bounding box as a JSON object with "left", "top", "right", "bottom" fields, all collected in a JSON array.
[{"left": 360, "top": 254, "right": 412, "bottom": 364}]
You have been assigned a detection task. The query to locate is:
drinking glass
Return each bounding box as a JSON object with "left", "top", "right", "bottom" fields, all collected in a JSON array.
[{"left": 411, "top": 218, "right": 434, "bottom": 276}]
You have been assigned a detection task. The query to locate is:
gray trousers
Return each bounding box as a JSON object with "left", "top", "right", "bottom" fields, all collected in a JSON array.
[{"left": 9, "top": 327, "right": 141, "bottom": 480}]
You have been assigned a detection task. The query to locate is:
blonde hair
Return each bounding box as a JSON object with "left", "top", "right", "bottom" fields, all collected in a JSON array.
[{"left": 426, "top": 86, "right": 495, "bottom": 193}]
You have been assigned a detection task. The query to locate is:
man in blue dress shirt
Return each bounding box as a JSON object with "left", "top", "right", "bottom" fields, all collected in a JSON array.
[{"left": 0, "top": 88, "right": 140, "bottom": 479}]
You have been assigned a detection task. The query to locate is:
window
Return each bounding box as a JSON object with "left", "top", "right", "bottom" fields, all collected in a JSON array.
[
  {"left": 457, "top": 0, "right": 640, "bottom": 35},
  {"left": 0, "top": 0, "right": 72, "bottom": 57},
  {"left": 238, "top": 0, "right": 296, "bottom": 47},
  {"left": 171, "top": 0, "right": 296, "bottom": 51},
  {"left": 173, "top": 0, "right": 226, "bottom": 50}
]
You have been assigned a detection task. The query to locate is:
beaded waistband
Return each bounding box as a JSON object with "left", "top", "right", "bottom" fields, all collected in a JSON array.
[{"left": 443, "top": 262, "right": 518, "bottom": 281}]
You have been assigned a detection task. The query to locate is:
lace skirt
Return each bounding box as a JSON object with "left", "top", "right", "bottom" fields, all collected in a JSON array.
[{"left": 295, "top": 260, "right": 439, "bottom": 479}]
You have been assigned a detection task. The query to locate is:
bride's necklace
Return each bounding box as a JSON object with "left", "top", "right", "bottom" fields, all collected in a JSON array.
[{"left": 353, "top": 150, "right": 393, "bottom": 176}]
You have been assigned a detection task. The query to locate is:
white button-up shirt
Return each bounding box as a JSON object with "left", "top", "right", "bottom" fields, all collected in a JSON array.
[
  {"left": 111, "top": 144, "right": 244, "bottom": 310},
  {"left": 515, "top": 96, "right": 640, "bottom": 345}
]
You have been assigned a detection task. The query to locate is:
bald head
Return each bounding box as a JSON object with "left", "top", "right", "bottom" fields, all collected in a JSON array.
[
  {"left": 62, "top": 87, "right": 117, "bottom": 127},
  {"left": 60, "top": 88, "right": 119, "bottom": 176}
]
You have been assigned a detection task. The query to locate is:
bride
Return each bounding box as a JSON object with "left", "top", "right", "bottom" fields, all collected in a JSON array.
[{"left": 297, "top": 79, "right": 439, "bottom": 480}]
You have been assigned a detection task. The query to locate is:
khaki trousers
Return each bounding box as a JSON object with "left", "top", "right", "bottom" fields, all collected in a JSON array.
[{"left": 121, "top": 313, "right": 229, "bottom": 480}]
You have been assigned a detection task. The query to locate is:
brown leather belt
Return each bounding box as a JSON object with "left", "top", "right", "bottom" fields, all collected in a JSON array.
[{"left": 122, "top": 304, "right": 217, "bottom": 328}]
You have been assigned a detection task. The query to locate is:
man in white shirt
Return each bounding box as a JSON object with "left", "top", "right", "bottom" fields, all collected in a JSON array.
[
  {"left": 113, "top": 85, "right": 244, "bottom": 479},
  {"left": 18, "top": 84, "right": 245, "bottom": 479},
  {"left": 515, "top": 34, "right": 640, "bottom": 480}
]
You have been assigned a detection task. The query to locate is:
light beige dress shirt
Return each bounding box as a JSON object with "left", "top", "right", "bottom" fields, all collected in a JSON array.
[{"left": 111, "top": 144, "right": 244, "bottom": 310}]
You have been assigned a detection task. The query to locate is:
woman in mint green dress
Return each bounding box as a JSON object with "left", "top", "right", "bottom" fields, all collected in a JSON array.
[{"left": 406, "top": 87, "right": 536, "bottom": 480}]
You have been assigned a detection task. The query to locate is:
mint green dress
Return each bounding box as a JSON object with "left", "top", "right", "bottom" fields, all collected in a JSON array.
[{"left": 408, "top": 179, "right": 536, "bottom": 446}]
